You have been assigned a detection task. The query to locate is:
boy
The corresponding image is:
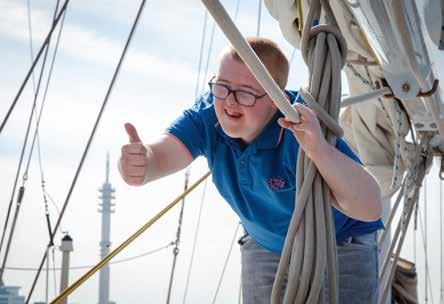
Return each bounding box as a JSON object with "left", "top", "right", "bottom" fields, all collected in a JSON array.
[{"left": 119, "top": 37, "right": 383, "bottom": 303}]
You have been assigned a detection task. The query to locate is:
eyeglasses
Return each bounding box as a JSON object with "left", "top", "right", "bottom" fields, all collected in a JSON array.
[{"left": 208, "top": 78, "right": 267, "bottom": 107}]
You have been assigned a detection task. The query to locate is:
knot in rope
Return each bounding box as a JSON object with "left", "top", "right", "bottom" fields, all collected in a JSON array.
[{"left": 300, "top": 24, "right": 348, "bottom": 68}]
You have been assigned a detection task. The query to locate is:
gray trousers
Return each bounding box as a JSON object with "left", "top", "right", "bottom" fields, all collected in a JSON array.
[{"left": 240, "top": 232, "right": 378, "bottom": 304}]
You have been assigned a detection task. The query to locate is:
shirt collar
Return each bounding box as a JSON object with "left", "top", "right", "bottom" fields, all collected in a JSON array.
[{"left": 213, "top": 90, "right": 298, "bottom": 152}]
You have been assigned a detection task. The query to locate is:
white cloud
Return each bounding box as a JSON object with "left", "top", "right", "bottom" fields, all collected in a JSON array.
[{"left": 0, "top": 1, "right": 198, "bottom": 86}]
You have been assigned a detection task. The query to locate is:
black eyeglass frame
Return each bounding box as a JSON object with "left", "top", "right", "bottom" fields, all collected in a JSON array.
[{"left": 208, "top": 77, "right": 267, "bottom": 107}]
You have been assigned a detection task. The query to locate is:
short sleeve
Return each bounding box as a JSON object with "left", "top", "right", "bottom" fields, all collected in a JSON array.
[
  {"left": 165, "top": 103, "right": 206, "bottom": 160},
  {"left": 335, "top": 138, "right": 363, "bottom": 165}
]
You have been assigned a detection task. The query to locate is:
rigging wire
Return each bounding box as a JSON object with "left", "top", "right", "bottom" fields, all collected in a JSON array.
[
  {"left": 425, "top": 177, "right": 429, "bottom": 304},
  {"left": 211, "top": 222, "right": 241, "bottom": 304},
  {"left": 45, "top": 247, "right": 49, "bottom": 304},
  {"left": 25, "top": 1, "right": 148, "bottom": 302},
  {"left": 233, "top": 0, "right": 241, "bottom": 22},
  {"left": 289, "top": 48, "right": 296, "bottom": 66},
  {"left": 51, "top": 247, "right": 57, "bottom": 297},
  {"left": 441, "top": 177, "right": 443, "bottom": 304},
  {"left": 238, "top": 277, "right": 242, "bottom": 304},
  {"left": 44, "top": 190, "right": 65, "bottom": 234},
  {"left": 0, "top": 0, "right": 69, "bottom": 135},
  {"left": 0, "top": 0, "right": 64, "bottom": 286},
  {"left": 194, "top": 11, "right": 209, "bottom": 101},
  {"left": 418, "top": 203, "right": 435, "bottom": 304},
  {"left": 414, "top": 203, "right": 417, "bottom": 265},
  {"left": 200, "top": 22, "right": 217, "bottom": 94},
  {"left": 166, "top": 169, "right": 190, "bottom": 304},
  {"left": 182, "top": 179, "right": 208, "bottom": 304},
  {"left": 256, "top": 0, "right": 262, "bottom": 37},
  {"left": 26, "top": 0, "right": 36, "bottom": 92},
  {"left": 4, "top": 242, "right": 174, "bottom": 271}
]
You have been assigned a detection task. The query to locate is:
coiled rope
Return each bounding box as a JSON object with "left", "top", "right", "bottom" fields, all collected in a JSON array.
[{"left": 271, "top": 0, "right": 347, "bottom": 303}]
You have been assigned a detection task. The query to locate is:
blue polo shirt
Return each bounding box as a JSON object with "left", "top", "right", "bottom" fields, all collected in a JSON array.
[{"left": 166, "top": 90, "right": 383, "bottom": 252}]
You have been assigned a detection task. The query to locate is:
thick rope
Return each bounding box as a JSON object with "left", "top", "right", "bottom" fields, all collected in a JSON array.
[{"left": 271, "top": 0, "right": 347, "bottom": 302}]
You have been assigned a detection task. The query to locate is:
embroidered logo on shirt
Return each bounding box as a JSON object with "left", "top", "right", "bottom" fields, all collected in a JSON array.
[{"left": 267, "top": 176, "right": 286, "bottom": 191}]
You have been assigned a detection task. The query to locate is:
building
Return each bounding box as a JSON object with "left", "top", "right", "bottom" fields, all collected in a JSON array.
[{"left": 0, "top": 286, "right": 25, "bottom": 304}]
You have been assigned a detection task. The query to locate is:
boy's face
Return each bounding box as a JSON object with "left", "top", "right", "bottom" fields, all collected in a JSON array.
[{"left": 214, "top": 55, "right": 277, "bottom": 144}]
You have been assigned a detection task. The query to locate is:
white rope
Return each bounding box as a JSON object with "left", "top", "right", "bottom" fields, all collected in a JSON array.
[
  {"left": 390, "top": 101, "right": 404, "bottom": 191},
  {"left": 350, "top": 63, "right": 408, "bottom": 192},
  {"left": 364, "top": 65, "right": 406, "bottom": 192},
  {"left": 340, "top": 87, "right": 391, "bottom": 108}
]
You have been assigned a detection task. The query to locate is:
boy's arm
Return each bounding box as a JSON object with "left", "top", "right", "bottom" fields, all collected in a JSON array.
[
  {"left": 278, "top": 103, "right": 382, "bottom": 222},
  {"left": 119, "top": 123, "right": 192, "bottom": 186},
  {"left": 310, "top": 142, "right": 382, "bottom": 222}
]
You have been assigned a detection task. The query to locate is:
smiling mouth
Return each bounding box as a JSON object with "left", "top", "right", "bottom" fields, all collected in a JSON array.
[{"left": 224, "top": 109, "right": 243, "bottom": 119}]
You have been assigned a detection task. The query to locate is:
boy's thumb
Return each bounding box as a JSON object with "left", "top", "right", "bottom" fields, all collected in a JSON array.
[{"left": 125, "top": 123, "right": 141, "bottom": 143}]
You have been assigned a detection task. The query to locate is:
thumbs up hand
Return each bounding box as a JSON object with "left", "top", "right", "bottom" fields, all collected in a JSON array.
[{"left": 119, "top": 123, "right": 149, "bottom": 186}]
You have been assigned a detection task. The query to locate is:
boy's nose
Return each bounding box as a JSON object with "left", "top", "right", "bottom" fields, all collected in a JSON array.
[{"left": 226, "top": 92, "right": 238, "bottom": 106}]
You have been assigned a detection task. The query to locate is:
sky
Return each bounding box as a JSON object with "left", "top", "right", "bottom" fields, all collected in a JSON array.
[{"left": 0, "top": 0, "right": 443, "bottom": 303}]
